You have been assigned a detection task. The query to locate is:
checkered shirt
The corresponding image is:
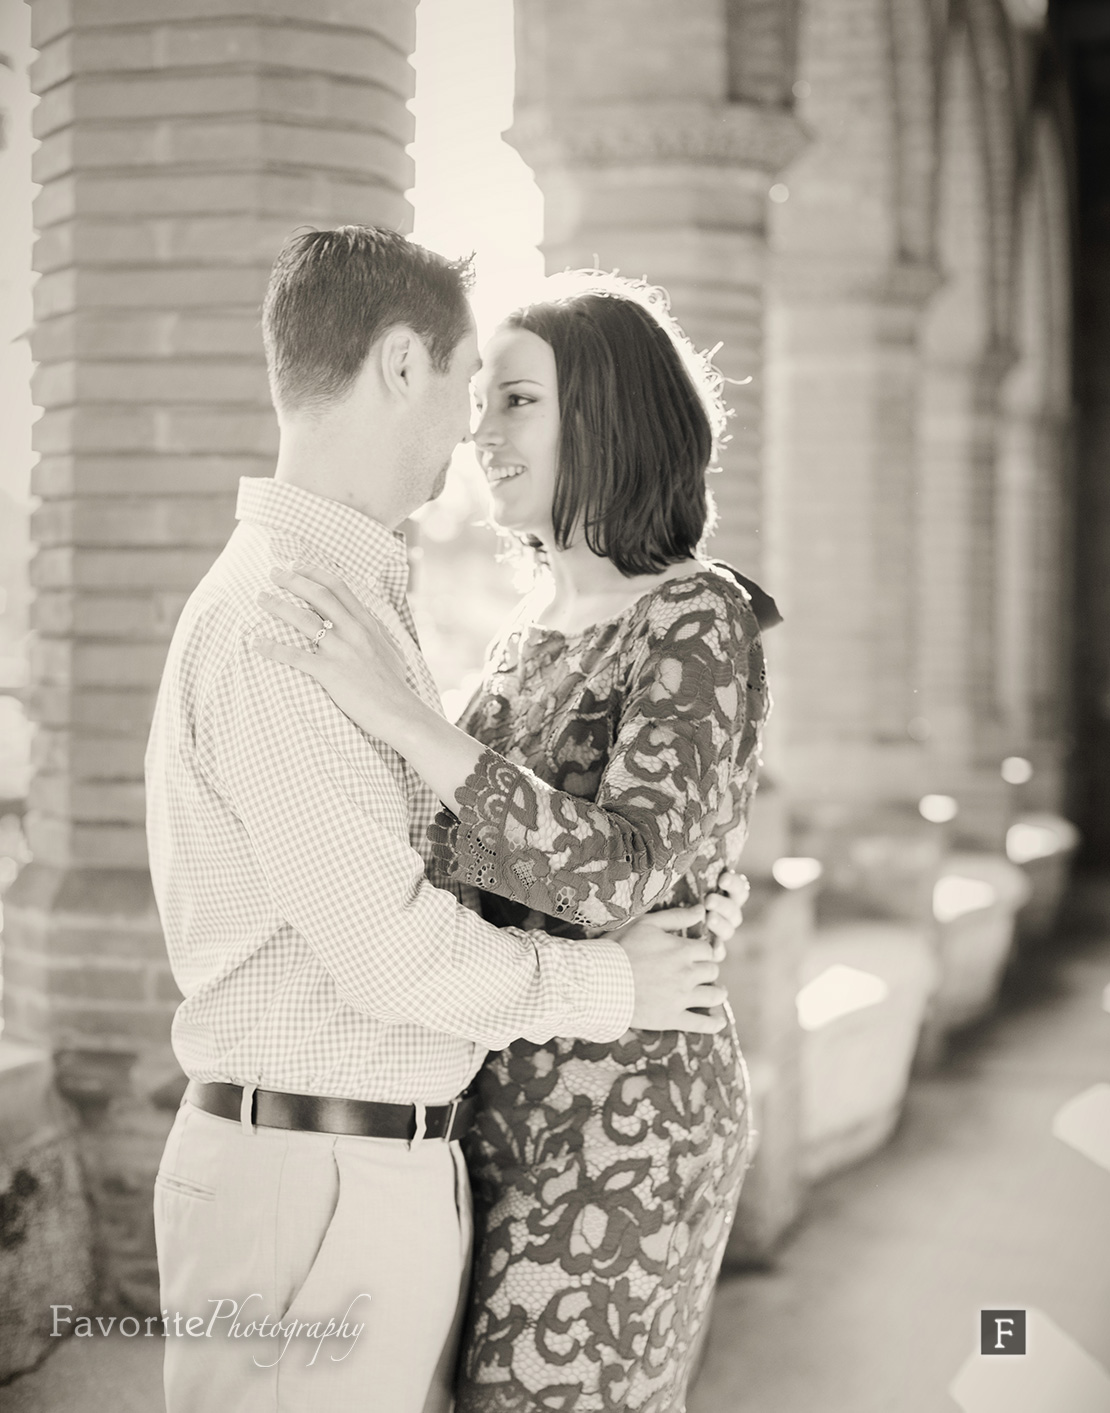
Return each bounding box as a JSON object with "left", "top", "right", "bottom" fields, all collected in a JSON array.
[{"left": 145, "top": 477, "right": 633, "bottom": 1104}]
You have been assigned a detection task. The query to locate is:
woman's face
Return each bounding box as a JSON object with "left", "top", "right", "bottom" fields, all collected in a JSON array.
[{"left": 471, "top": 325, "right": 560, "bottom": 540}]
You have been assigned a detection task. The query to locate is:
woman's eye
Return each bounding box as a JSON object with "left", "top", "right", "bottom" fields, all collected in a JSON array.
[{"left": 507, "top": 393, "right": 534, "bottom": 409}]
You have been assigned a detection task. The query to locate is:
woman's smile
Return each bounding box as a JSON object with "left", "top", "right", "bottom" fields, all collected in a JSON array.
[{"left": 484, "top": 462, "right": 527, "bottom": 485}]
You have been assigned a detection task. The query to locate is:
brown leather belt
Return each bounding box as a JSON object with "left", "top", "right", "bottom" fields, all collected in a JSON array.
[{"left": 187, "top": 1080, "right": 476, "bottom": 1142}]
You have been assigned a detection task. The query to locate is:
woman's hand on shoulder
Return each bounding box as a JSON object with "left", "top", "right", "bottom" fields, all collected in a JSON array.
[{"left": 252, "top": 562, "right": 423, "bottom": 747}]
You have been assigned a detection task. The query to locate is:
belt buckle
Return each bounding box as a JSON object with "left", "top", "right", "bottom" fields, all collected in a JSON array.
[{"left": 443, "top": 1095, "right": 460, "bottom": 1142}]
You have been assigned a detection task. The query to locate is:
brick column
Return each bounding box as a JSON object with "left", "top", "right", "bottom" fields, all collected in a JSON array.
[
  {"left": 4, "top": 0, "right": 417, "bottom": 1310},
  {"left": 994, "top": 115, "right": 1073, "bottom": 817},
  {"left": 766, "top": 264, "right": 938, "bottom": 812},
  {"left": 916, "top": 340, "right": 1013, "bottom": 842},
  {"left": 915, "top": 27, "right": 1012, "bottom": 848},
  {"left": 508, "top": 0, "right": 805, "bottom": 575},
  {"left": 760, "top": 0, "right": 943, "bottom": 849}
]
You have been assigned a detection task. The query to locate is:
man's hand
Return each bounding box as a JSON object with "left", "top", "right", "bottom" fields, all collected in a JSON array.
[
  {"left": 705, "top": 871, "right": 750, "bottom": 962},
  {"left": 614, "top": 905, "right": 728, "bottom": 1034}
]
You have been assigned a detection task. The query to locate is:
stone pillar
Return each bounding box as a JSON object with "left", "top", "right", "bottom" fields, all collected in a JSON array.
[
  {"left": 508, "top": 0, "right": 805, "bottom": 575},
  {"left": 3, "top": 0, "right": 417, "bottom": 1312},
  {"left": 996, "top": 114, "right": 1073, "bottom": 817},
  {"left": 915, "top": 24, "right": 1012, "bottom": 849},
  {"left": 763, "top": 0, "right": 939, "bottom": 851},
  {"left": 917, "top": 331, "right": 1014, "bottom": 846},
  {"left": 766, "top": 264, "right": 939, "bottom": 815}
]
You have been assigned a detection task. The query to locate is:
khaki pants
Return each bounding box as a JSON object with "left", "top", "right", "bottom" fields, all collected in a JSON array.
[{"left": 155, "top": 1099, "right": 472, "bottom": 1413}]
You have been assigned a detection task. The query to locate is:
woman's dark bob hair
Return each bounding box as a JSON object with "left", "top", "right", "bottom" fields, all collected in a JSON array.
[{"left": 504, "top": 273, "right": 729, "bottom": 578}]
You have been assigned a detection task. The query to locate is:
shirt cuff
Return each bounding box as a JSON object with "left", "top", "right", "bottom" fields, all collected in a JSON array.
[{"left": 563, "top": 937, "right": 635, "bottom": 1042}]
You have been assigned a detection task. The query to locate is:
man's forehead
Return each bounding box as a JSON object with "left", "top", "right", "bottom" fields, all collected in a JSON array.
[{"left": 458, "top": 317, "right": 481, "bottom": 373}]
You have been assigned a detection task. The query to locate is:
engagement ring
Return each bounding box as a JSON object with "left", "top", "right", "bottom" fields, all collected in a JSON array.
[{"left": 310, "top": 618, "right": 334, "bottom": 653}]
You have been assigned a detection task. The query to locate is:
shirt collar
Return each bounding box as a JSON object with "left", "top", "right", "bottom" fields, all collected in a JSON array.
[{"left": 235, "top": 477, "right": 410, "bottom": 605}]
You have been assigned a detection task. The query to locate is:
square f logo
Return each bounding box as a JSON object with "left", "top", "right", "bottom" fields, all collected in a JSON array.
[{"left": 981, "top": 1309, "right": 1026, "bottom": 1355}]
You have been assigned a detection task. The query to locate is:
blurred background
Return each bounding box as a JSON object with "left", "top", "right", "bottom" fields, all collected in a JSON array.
[{"left": 0, "top": 1, "right": 1108, "bottom": 1409}]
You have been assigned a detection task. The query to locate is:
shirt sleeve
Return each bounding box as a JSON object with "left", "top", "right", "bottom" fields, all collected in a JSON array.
[
  {"left": 429, "top": 579, "right": 767, "bottom": 929},
  {"left": 203, "top": 627, "right": 634, "bottom": 1049}
]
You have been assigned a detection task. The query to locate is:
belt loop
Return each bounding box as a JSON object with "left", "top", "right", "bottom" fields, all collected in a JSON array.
[
  {"left": 444, "top": 1096, "right": 460, "bottom": 1143},
  {"left": 410, "top": 1101, "right": 426, "bottom": 1146},
  {"left": 240, "top": 1084, "right": 257, "bottom": 1136}
]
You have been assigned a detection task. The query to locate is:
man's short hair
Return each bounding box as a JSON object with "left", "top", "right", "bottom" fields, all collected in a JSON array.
[
  {"left": 507, "top": 279, "right": 727, "bottom": 577},
  {"left": 262, "top": 226, "right": 474, "bottom": 415}
]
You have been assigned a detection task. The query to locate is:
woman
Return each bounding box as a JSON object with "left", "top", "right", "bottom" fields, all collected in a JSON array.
[{"left": 256, "top": 278, "right": 772, "bottom": 1411}]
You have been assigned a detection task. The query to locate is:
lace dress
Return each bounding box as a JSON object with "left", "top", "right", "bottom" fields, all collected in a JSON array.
[{"left": 430, "top": 564, "right": 769, "bottom": 1413}]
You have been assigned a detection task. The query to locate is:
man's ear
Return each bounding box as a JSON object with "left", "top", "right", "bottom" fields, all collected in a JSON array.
[{"left": 378, "top": 326, "right": 422, "bottom": 400}]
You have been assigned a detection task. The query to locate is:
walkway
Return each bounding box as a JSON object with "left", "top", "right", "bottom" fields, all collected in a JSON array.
[
  {"left": 2, "top": 926, "right": 1108, "bottom": 1413},
  {"left": 692, "top": 924, "right": 1110, "bottom": 1413}
]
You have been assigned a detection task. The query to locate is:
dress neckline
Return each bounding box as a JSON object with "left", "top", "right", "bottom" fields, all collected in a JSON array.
[{"left": 521, "top": 563, "right": 730, "bottom": 647}]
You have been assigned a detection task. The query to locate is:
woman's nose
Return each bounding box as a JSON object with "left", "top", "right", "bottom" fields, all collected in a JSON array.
[{"left": 472, "top": 408, "right": 503, "bottom": 446}]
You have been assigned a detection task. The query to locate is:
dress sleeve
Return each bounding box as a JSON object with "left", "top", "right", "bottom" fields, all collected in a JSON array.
[{"left": 429, "top": 579, "right": 767, "bottom": 929}]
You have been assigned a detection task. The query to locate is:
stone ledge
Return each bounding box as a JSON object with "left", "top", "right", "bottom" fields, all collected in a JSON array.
[
  {"left": 511, "top": 101, "right": 809, "bottom": 174},
  {"left": 913, "top": 851, "right": 1032, "bottom": 1068},
  {"left": 799, "top": 921, "right": 938, "bottom": 1183},
  {"left": 0, "top": 1037, "right": 96, "bottom": 1385},
  {"left": 0, "top": 1036, "right": 55, "bottom": 1154},
  {"left": 723, "top": 880, "right": 814, "bottom": 1267}
]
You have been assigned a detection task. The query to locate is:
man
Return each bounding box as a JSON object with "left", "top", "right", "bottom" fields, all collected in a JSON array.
[{"left": 145, "top": 227, "right": 729, "bottom": 1413}]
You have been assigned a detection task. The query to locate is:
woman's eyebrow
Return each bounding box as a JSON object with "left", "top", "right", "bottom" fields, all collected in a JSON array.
[{"left": 499, "top": 378, "right": 543, "bottom": 388}]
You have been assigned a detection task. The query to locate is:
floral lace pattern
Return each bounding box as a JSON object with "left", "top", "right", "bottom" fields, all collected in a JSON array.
[
  {"left": 430, "top": 568, "right": 768, "bottom": 932},
  {"left": 439, "top": 566, "right": 769, "bottom": 1412}
]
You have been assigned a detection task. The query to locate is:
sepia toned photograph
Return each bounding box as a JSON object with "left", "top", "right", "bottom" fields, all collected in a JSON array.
[{"left": 0, "top": 1, "right": 1107, "bottom": 1410}]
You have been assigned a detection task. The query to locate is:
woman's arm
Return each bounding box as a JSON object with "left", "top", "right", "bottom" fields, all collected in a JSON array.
[
  {"left": 429, "top": 578, "right": 768, "bottom": 929},
  {"left": 254, "top": 563, "right": 486, "bottom": 790},
  {"left": 255, "top": 562, "right": 529, "bottom": 809},
  {"left": 254, "top": 564, "right": 766, "bottom": 932}
]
